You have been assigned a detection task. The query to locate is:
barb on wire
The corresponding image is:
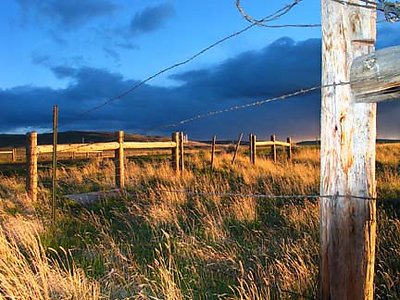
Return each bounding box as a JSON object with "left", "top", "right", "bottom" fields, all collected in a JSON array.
[
  {"left": 148, "top": 81, "right": 350, "bottom": 132},
  {"left": 331, "top": 0, "right": 400, "bottom": 22},
  {"left": 236, "top": 0, "right": 321, "bottom": 28}
]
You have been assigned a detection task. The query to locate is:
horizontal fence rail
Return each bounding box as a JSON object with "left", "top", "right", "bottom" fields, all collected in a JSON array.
[{"left": 0, "top": 130, "right": 294, "bottom": 201}]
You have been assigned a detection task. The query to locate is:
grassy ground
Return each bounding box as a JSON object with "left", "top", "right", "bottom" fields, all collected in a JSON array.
[{"left": 0, "top": 145, "right": 399, "bottom": 299}]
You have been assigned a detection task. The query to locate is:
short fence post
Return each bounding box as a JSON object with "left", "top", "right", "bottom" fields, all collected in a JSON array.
[
  {"left": 231, "top": 133, "right": 243, "bottom": 165},
  {"left": 52, "top": 105, "right": 58, "bottom": 222},
  {"left": 115, "top": 130, "right": 125, "bottom": 189},
  {"left": 251, "top": 134, "right": 257, "bottom": 165},
  {"left": 271, "top": 134, "right": 276, "bottom": 162},
  {"left": 26, "top": 132, "right": 38, "bottom": 202},
  {"left": 180, "top": 132, "right": 185, "bottom": 172},
  {"left": 211, "top": 135, "right": 216, "bottom": 170},
  {"left": 286, "top": 137, "right": 292, "bottom": 161},
  {"left": 12, "top": 148, "right": 17, "bottom": 162},
  {"left": 249, "top": 134, "right": 253, "bottom": 164},
  {"left": 172, "top": 132, "right": 180, "bottom": 173}
]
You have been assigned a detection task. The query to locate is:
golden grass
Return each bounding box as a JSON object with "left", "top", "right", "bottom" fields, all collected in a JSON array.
[{"left": 0, "top": 144, "right": 398, "bottom": 299}]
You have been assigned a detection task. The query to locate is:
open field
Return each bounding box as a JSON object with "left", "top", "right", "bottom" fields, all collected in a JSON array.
[{"left": 0, "top": 144, "right": 399, "bottom": 299}]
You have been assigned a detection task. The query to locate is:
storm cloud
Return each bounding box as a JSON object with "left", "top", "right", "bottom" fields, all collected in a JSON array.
[
  {"left": 16, "top": 0, "right": 118, "bottom": 28},
  {"left": 129, "top": 3, "right": 175, "bottom": 34},
  {"left": 1, "top": 31, "right": 399, "bottom": 140}
]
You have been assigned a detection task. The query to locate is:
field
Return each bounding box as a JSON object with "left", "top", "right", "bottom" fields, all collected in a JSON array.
[{"left": 0, "top": 144, "right": 399, "bottom": 299}]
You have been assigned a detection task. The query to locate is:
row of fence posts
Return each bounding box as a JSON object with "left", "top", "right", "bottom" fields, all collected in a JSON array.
[
  {"left": 25, "top": 130, "right": 186, "bottom": 202},
  {"left": 114, "top": 131, "right": 185, "bottom": 189},
  {"left": 210, "top": 134, "right": 292, "bottom": 168},
  {"left": 24, "top": 130, "right": 291, "bottom": 210},
  {"left": 249, "top": 134, "right": 292, "bottom": 164}
]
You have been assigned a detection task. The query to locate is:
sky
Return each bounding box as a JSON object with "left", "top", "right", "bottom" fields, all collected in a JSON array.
[{"left": 0, "top": 0, "right": 399, "bottom": 141}]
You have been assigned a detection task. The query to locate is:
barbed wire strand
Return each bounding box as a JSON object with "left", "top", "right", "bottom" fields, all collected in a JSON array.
[
  {"left": 147, "top": 188, "right": 377, "bottom": 201},
  {"left": 56, "top": 0, "right": 305, "bottom": 128},
  {"left": 331, "top": 0, "right": 400, "bottom": 22},
  {"left": 147, "top": 81, "right": 351, "bottom": 132},
  {"left": 236, "top": 0, "right": 320, "bottom": 28}
]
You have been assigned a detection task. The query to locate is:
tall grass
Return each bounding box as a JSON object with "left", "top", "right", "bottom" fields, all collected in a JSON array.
[{"left": 0, "top": 144, "right": 398, "bottom": 299}]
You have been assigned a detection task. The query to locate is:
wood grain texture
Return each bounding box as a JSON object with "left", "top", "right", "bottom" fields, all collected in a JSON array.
[
  {"left": 320, "top": 0, "right": 377, "bottom": 299},
  {"left": 351, "top": 46, "right": 400, "bottom": 103}
]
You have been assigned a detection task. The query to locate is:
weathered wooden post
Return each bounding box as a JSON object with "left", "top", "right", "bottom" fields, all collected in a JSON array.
[
  {"left": 320, "top": 0, "right": 379, "bottom": 298},
  {"left": 249, "top": 134, "right": 253, "bottom": 164},
  {"left": 286, "top": 137, "right": 292, "bottom": 161},
  {"left": 26, "top": 132, "right": 38, "bottom": 202},
  {"left": 12, "top": 148, "right": 17, "bottom": 162},
  {"left": 172, "top": 132, "right": 180, "bottom": 173},
  {"left": 211, "top": 135, "right": 216, "bottom": 170},
  {"left": 249, "top": 134, "right": 257, "bottom": 165},
  {"left": 231, "top": 133, "right": 243, "bottom": 165},
  {"left": 351, "top": 46, "right": 400, "bottom": 103},
  {"left": 115, "top": 130, "right": 125, "bottom": 189},
  {"left": 52, "top": 105, "right": 58, "bottom": 222},
  {"left": 270, "top": 134, "right": 276, "bottom": 162},
  {"left": 180, "top": 132, "right": 185, "bottom": 172}
]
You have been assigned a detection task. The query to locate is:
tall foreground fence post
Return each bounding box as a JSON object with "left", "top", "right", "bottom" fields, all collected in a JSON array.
[
  {"left": 172, "top": 132, "right": 180, "bottom": 173},
  {"left": 115, "top": 130, "right": 125, "bottom": 189},
  {"left": 26, "top": 132, "right": 38, "bottom": 202},
  {"left": 320, "top": 0, "right": 377, "bottom": 298}
]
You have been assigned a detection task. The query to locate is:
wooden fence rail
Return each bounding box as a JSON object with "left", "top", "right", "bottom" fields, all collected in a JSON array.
[
  {"left": 249, "top": 134, "right": 292, "bottom": 165},
  {"left": 25, "top": 131, "right": 184, "bottom": 200},
  {"left": 0, "top": 149, "right": 17, "bottom": 162}
]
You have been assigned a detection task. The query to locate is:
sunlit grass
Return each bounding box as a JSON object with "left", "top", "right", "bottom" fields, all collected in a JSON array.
[{"left": 0, "top": 144, "right": 398, "bottom": 299}]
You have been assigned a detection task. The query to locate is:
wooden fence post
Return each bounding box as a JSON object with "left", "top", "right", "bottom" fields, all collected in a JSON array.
[
  {"left": 286, "top": 137, "right": 292, "bottom": 161},
  {"left": 172, "top": 132, "right": 180, "bottom": 173},
  {"left": 211, "top": 135, "right": 216, "bottom": 170},
  {"left": 26, "top": 132, "right": 38, "bottom": 202},
  {"left": 320, "top": 0, "right": 377, "bottom": 298},
  {"left": 12, "top": 148, "right": 17, "bottom": 162},
  {"left": 249, "top": 134, "right": 256, "bottom": 165},
  {"left": 52, "top": 105, "right": 58, "bottom": 222},
  {"left": 180, "top": 132, "right": 185, "bottom": 172},
  {"left": 231, "top": 133, "right": 243, "bottom": 165},
  {"left": 270, "top": 134, "right": 276, "bottom": 163},
  {"left": 115, "top": 130, "right": 125, "bottom": 189}
]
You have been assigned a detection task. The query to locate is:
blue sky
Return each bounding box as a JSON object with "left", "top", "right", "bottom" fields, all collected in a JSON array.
[{"left": 0, "top": 0, "right": 399, "bottom": 140}]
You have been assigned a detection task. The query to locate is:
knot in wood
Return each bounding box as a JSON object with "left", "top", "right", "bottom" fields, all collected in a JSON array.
[{"left": 363, "top": 57, "right": 376, "bottom": 71}]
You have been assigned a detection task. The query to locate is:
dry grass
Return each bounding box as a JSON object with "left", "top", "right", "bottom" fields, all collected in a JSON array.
[{"left": 0, "top": 144, "right": 398, "bottom": 299}]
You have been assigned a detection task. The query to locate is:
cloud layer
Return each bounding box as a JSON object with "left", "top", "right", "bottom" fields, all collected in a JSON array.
[
  {"left": 1, "top": 29, "right": 399, "bottom": 140},
  {"left": 129, "top": 3, "right": 175, "bottom": 34},
  {"left": 16, "top": 0, "right": 117, "bottom": 28}
]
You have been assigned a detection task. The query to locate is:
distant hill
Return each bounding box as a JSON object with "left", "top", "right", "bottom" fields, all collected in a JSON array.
[{"left": 0, "top": 131, "right": 169, "bottom": 148}]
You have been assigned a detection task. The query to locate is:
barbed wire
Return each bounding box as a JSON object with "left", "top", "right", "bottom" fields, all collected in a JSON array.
[
  {"left": 148, "top": 188, "right": 377, "bottom": 201},
  {"left": 235, "top": 0, "right": 320, "bottom": 28},
  {"left": 331, "top": 0, "right": 400, "bottom": 22},
  {"left": 147, "top": 81, "right": 351, "bottom": 132},
  {"left": 54, "top": 0, "right": 309, "bottom": 130}
]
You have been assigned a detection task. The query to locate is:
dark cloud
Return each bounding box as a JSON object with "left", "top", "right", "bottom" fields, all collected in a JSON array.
[
  {"left": 1, "top": 31, "right": 399, "bottom": 139},
  {"left": 16, "top": 0, "right": 117, "bottom": 28},
  {"left": 129, "top": 3, "right": 175, "bottom": 34}
]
